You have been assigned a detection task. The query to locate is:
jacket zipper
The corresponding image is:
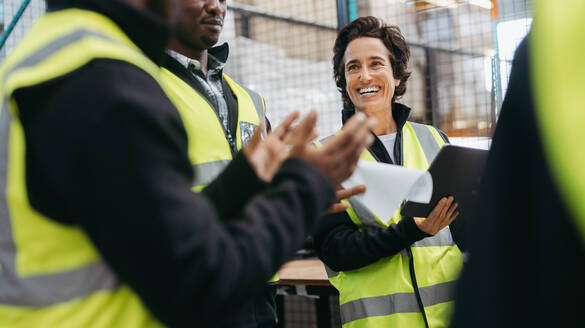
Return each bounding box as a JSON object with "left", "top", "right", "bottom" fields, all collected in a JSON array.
[
  {"left": 367, "top": 111, "right": 430, "bottom": 326},
  {"left": 407, "top": 246, "right": 430, "bottom": 328},
  {"left": 398, "top": 128, "right": 429, "bottom": 328}
]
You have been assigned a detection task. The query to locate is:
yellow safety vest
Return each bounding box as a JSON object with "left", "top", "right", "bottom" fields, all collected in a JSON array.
[
  {"left": 326, "top": 122, "right": 463, "bottom": 328},
  {"left": 159, "top": 69, "right": 279, "bottom": 283},
  {"left": 532, "top": 0, "right": 585, "bottom": 244},
  {"left": 0, "top": 9, "right": 174, "bottom": 327},
  {"left": 160, "top": 69, "right": 265, "bottom": 191}
]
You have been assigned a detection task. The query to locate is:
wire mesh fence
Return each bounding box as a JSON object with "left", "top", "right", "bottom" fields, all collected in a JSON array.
[
  {"left": 277, "top": 294, "right": 342, "bottom": 328},
  {"left": 221, "top": 0, "right": 342, "bottom": 139},
  {"left": 0, "top": 0, "right": 45, "bottom": 58},
  {"left": 220, "top": 0, "right": 532, "bottom": 147},
  {"left": 1, "top": 0, "right": 532, "bottom": 145}
]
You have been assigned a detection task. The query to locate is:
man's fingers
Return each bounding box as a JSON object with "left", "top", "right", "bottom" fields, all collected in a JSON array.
[
  {"left": 344, "top": 115, "right": 377, "bottom": 149},
  {"left": 318, "top": 118, "right": 374, "bottom": 181},
  {"left": 324, "top": 202, "right": 350, "bottom": 215},
  {"left": 273, "top": 111, "right": 300, "bottom": 139},
  {"left": 289, "top": 111, "right": 318, "bottom": 156},
  {"left": 326, "top": 116, "right": 376, "bottom": 161},
  {"left": 323, "top": 112, "right": 367, "bottom": 150},
  {"left": 243, "top": 121, "right": 264, "bottom": 157},
  {"left": 336, "top": 185, "right": 366, "bottom": 201},
  {"left": 292, "top": 111, "right": 318, "bottom": 142},
  {"left": 309, "top": 130, "right": 319, "bottom": 141}
]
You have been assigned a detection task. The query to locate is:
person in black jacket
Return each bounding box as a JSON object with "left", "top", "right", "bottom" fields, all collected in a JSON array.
[
  {"left": 450, "top": 33, "right": 585, "bottom": 327},
  {"left": 314, "top": 16, "right": 458, "bottom": 279},
  {"left": 312, "top": 17, "right": 461, "bottom": 327},
  {"left": 0, "top": 0, "right": 377, "bottom": 326}
]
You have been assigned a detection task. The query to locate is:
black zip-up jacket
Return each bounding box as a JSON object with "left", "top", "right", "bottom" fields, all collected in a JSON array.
[
  {"left": 313, "top": 103, "right": 448, "bottom": 271},
  {"left": 11, "top": 0, "right": 336, "bottom": 326}
]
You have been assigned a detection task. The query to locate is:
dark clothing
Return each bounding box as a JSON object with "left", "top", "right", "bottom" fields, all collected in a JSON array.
[
  {"left": 313, "top": 103, "right": 448, "bottom": 271},
  {"left": 220, "top": 285, "right": 278, "bottom": 328},
  {"left": 162, "top": 48, "right": 278, "bottom": 328},
  {"left": 46, "top": 0, "right": 169, "bottom": 65},
  {"left": 15, "top": 0, "right": 336, "bottom": 327},
  {"left": 450, "top": 37, "right": 585, "bottom": 327}
]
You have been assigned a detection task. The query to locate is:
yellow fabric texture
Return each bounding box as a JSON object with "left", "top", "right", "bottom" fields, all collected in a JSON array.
[
  {"left": 329, "top": 122, "right": 462, "bottom": 328},
  {"left": 159, "top": 67, "right": 276, "bottom": 282},
  {"left": 0, "top": 287, "right": 161, "bottom": 328},
  {"left": 532, "top": 0, "right": 585, "bottom": 243},
  {"left": 160, "top": 69, "right": 261, "bottom": 167},
  {"left": 0, "top": 9, "right": 167, "bottom": 327}
]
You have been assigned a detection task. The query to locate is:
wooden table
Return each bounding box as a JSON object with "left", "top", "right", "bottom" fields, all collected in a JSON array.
[
  {"left": 277, "top": 259, "right": 331, "bottom": 286},
  {"left": 276, "top": 259, "right": 337, "bottom": 328}
]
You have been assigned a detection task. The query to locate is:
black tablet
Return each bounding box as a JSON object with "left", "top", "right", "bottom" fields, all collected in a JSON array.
[{"left": 400, "top": 145, "right": 488, "bottom": 249}]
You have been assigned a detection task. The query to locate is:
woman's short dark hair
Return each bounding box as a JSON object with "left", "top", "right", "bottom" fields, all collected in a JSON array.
[{"left": 333, "top": 16, "right": 411, "bottom": 107}]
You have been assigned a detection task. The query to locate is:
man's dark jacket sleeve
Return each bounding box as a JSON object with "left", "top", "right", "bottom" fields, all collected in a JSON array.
[
  {"left": 15, "top": 59, "right": 336, "bottom": 327},
  {"left": 201, "top": 151, "right": 269, "bottom": 220}
]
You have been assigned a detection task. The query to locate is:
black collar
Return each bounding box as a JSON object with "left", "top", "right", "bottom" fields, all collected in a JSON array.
[
  {"left": 341, "top": 103, "right": 412, "bottom": 165},
  {"left": 46, "top": 0, "right": 170, "bottom": 65},
  {"left": 341, "top": 102, "right": 412, "bottom": 131},
  {"left": 208, "top": 43, "right": 229, "bottom": 64},
  {"left": 160, "top": 42, "right": 230, "bottom": 89}
]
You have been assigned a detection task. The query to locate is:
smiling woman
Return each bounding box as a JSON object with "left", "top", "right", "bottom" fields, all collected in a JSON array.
[
  {"left": 342, "top": 37, "right": 402, "bottom": 134},
  {"left": 313, "top": 16, "right": 463, "bottom": 328},
  {"left": 332, "top": 16, "right": 411, "bottom": 136}
]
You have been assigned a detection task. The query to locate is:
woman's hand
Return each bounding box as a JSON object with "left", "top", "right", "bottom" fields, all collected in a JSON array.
[{"left": 413, "top": 196, "right": 459, "bottom": 235}]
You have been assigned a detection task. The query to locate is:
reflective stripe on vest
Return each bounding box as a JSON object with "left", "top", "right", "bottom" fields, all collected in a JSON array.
[
  {"left": 339, "top": 281, "right": 457, "bottom": 325},
  {"left": 160, "top": 69, "right": 264, "bottom": 190},
  {"left": 532, "top": 0, "right": 585, "bottom": 243},
  {"left": 0, "top": 9, "right": 163, "bottom": 327},
  {"left": 327, "top": 121, "right": 462, "bottom": 328}
]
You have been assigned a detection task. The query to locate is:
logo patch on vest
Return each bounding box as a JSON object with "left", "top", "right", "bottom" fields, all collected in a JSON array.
[{"left": 240, "top": 122, "right": 258, "bottom": 147}]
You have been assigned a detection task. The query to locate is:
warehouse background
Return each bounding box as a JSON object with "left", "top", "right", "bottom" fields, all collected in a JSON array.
[
  {"left": 1, "top": 0, "right": 531, "bottom": 142},
  {"left": 0, "top": 0, "right": 532, "bottom": 326}
]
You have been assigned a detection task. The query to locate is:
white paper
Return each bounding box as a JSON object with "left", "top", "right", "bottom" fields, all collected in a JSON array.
[{"left": 341, "top": 160, "right": 433, "bottom": 225}]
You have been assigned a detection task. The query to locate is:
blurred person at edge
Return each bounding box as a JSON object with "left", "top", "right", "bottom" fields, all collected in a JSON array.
[
  {"left": 158, "top": 0, "right": 366, "bottom": 326},
  {"left": 451, "top": 1, "right": 585, "bottom": 326},
  {"left": 312, "top": 16, "right": 462, "bottom": 328},
  {"left": 0, "top": 0, "right": 376, "bottom": 326}
]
